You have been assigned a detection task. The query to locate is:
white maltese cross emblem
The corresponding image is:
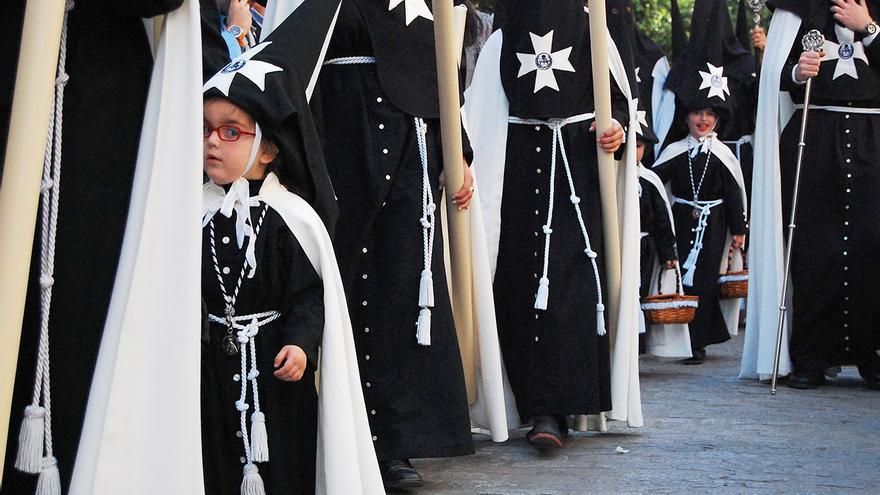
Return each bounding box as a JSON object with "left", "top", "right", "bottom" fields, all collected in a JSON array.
[
  {"left": 516, "top": 31, "right": 575, "bottom": 93},
  {"left": 698, "top": 62, "right": 730, "bottom": 101}
]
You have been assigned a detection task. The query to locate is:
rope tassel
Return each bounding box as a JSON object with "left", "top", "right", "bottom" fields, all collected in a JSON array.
[
  {"left": 534, "top": 277, "right": 550, "bottom": 310},
  {"left": 418, "top": 269, "right": 435, "bottom": 308},
  {"left": 416, "top": 308, "right": 432, "bottom": 346},
  {"left": 241, "top": 463, "right": 266, "bottom": 495},
  {"left": 14, "top": 405, "right": 45, "bottom": 474},
  {"left": 596, "top": 304, "right": 606, "bottom": 336},
  {"left": 35, "top": 457, "right": 61, "bottom": 495},
  {"left": 250, "top": 411, "right": 269, "bottom": 463}
]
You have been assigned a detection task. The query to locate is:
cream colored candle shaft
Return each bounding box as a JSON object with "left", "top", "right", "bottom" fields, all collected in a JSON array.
[
  {"left": 433, "top": 0, "right": 477, "bottom": 403},
  {"left": 588, "top": 0, "right": 622, "bottom": 342},
  {"left": 0, "top": 0, "right": 68, "bottom": 480}
]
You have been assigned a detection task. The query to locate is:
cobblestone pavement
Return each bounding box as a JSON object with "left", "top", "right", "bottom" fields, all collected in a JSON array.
[{"left": 411, "top": 332, "right": 880, "bottom": 494}]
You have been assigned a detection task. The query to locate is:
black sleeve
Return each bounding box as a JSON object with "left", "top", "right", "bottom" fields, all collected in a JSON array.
[
  {"left": 648, "top": 187, "right": 678, "bottom": 262},
  {"left": 461, "top": 122, "right": 474, "bottom": 165},
  {"left": 107, "top": 0, "right": 184, "bottom": 18},
  {"left": 281, "top": 234, "right": 325, "bottom": 371},
  {"left": 722, "top": 166, "right": 748, "bottom": 236},
  {"left": 864, "top": 34, "right": 880, "bottom": 67},
  {"left": 779, "top": 26, "right": 806, "bottom": 93}
]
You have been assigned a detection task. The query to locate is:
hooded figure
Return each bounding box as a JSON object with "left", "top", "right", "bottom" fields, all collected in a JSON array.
[
  {"left": 311, "top": 0, "right": 511, "bottom": 489},
  {"left": 652, "top": 0, "right": 749, "bottom": 365},
  {"left": 200, "top": 1, "right": 383, "bottom": 493},
  {"left": 465, "top": 0, "right": 643, "bottom": 449},
  {"left": 741, "top": 0, "right": 880, "bottom": 390}
]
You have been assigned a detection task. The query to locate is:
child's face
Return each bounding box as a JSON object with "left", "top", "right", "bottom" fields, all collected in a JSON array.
[
  {"left": 687, "top": 108, "right": 717, "bottom": 139},
  {"left": 203, "top": 98, "right": 273, "bottom": 185},
  {"left": 636, "top": 141, "right": 646, "bottom": 163}
]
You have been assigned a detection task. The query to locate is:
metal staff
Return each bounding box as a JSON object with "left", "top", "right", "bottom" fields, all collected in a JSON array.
[
  {"left": 433, "top": 0, "right": 477, "bottom": 403},
  {"left": 747, "top": 0, "right": 766, "bottom": 75},
  {"left": 771, "top": 29, "right": 826, "bottom": 395}
]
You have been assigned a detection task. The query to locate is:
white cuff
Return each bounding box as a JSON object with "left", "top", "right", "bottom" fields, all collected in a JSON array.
[
  {"left": 865, "top": 32, "right": 878, "bottom": 47},
  {"left": 791, "top": 65, "right": 807, "bottom": 85}
]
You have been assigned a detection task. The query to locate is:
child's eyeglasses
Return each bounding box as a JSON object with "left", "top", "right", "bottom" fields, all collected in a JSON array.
[{"left": 203, "top": 125, "right": 256, "bottom": 142}]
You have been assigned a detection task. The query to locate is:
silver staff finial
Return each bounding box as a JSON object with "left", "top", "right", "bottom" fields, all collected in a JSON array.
[
  {"left": 747, "top": 0, "right": 765, "bottom": 26},
  {"left": 802, "top": 29, "right": 825, "bottom": 52}
]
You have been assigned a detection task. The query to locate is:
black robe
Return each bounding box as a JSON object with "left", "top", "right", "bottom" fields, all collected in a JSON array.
[
  {"left": 201, "top": 180, "right": 324, "bottom": 495},
  {"left": 2, "top": 2, "right": 183, "bottom": 492},
  {"left": 638, "top": 176, "right": 677, "bottom": 296},
  {"left": 491, "top": 4, "right": 631, "bottom": 420},
  {"left": 653, "top": 146, "right": 746, "bottom": 350},
  {"left": 314, "top": 0, "right": 473, "bottom": 462},
  {"left": 778, "top": 11, "right": 880, "bottom": 372}
]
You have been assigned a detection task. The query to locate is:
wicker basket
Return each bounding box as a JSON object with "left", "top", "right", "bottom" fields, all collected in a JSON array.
[
  {"left": 641, "top": 267, "right": 699, "bottom": 325},
  {"left": 719, "top": 246, "right": 748, "bottom": 299}
]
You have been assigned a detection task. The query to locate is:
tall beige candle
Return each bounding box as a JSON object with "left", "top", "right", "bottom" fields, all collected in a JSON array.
[
  {"left": 0, "top": 0, "right": 68, "bottom": 479},
  {"left": 433, "top": 0, "right": 477, "bottom": 403},
  {"left": 588, "top": 0, "right": 622, "bottom": 342}
]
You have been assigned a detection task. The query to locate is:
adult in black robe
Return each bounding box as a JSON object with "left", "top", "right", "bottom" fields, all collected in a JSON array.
[
  {"left": 2, "top": 2, "right": 183, "bottom": 493},
  {"left": 201, "top": 180, "right": 324, "bottom": 495},
  {"left": 653, "top": 145, "right": 746, "bottom": 354},
  {"left": 487, "top": 0, "right": 630, "bottom": 441},
  {"left": 777, "top": 0, "right": 880, "bottom": 389},
  {"left": 314, "top": 0, "right": 474, "bottom": 483}
]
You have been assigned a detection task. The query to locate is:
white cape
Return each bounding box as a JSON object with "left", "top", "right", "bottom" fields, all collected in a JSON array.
[
  {"left": 439, "top": 191, "right": 513, "bottom": 442},
  {"left": 653, "top": 137, "right": 749, "bottom": 339},
  {"left": 464, "top": 28, "right": 643, "bottom": 429},
  {"left": 651, "top": 56, "right": 676, "bottom": 159},
  {"left": 740, "top": 9, "right": 800, "bottom": 380},
  {"left": 204, "top": 174, "right": 384, "bottom": 494},
  {"left": 70, "top": 2, "right": 205, "bottom": 492},
  {"left": 638, "top": 165, "right": 693, "bottom": 359}
]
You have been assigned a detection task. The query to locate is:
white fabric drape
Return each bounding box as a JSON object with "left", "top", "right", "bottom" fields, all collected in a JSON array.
[
  {"left": 740, "top": 10, "right": 801, "bottom": 380},
  {"left": 70, "top": 2, "right": 204, "bottom": 493}
]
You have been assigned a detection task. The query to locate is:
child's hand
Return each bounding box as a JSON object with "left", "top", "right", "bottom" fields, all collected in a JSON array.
[
  {"left": 590, "top": 121, "right": 624, "bottom": 154},
  {"left": 274, "top": 345, "right": 307, "bottom": 382},
  {"left": 731, "top": 235, "right": 746, "bottom": 249}
]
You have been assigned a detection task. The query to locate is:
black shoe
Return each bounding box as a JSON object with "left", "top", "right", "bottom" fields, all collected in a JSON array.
[
  {"left": 786, "top": 369, "right": 825, "bottom": 389},
  {"left": 380, "top": 459, "right": 423, "bottom": 490},
  {"left": 527, "top": 415, "right": 564, "bottom": 450},
  {"left": 857, "top": 362, "right": 880, "bottom": 390},
  {"left": 681, "top": 348, "right": 706, "bottom": 365}
]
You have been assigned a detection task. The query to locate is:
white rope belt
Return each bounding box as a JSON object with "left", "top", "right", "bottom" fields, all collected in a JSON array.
[
  {"left": 323, "top": 56, "right": 376, "bottom": 65},
  {"left": 16, "top": 4, "right": 73, "bottom": 494},
  {"left": 321, "top": 55, "right": 435, "bottom": 346},
  {"left": 721, "top": 135, "right": 752, "bottom": 161},
  {"left": 674, "top": 198, "right": 724, "bottom": 287},
  {"left": 509, "top": 113, "right": 606, "bottom": 336},
  {"left": 208, "top": 311, "right": 281, "bottom": 473},
  {"left": 793, "top": 104, "right": 880, "bottom": 115}
]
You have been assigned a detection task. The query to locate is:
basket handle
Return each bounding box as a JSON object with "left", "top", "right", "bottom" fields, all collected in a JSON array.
[
  {"left": 724, "top": 244, "right": 748, "bottom": 273},
  {"left": 657, "top": 264, "right": 685, "bottom": 297}
]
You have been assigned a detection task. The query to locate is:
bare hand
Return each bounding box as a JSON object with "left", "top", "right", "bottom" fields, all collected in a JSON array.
[
  {"left": 831, "top": 0, "right": 874, "bottom": 32},
  {"left": 227, "top": 0, "right": 253, "bottom": 35},
  {"left": 451, "top": 161, "right": 475, "bottom": 211},
  {"left": 751, "top": 27, "right": 766, "bottom": 51},
  {"left": 795, "top": 51, "right": 824, "bottom": 81},
  {"left": 273, "top": 345, "right": 307, "bottom": 382},
  {"left": 590, "top": 121, "right": 624, "bottom": 154},
  {"left": 731, "top": 235, "right": 746, "bottom": 250},
  {"left": 664, "top": 260, "right": 677, "bottom": 269}
]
